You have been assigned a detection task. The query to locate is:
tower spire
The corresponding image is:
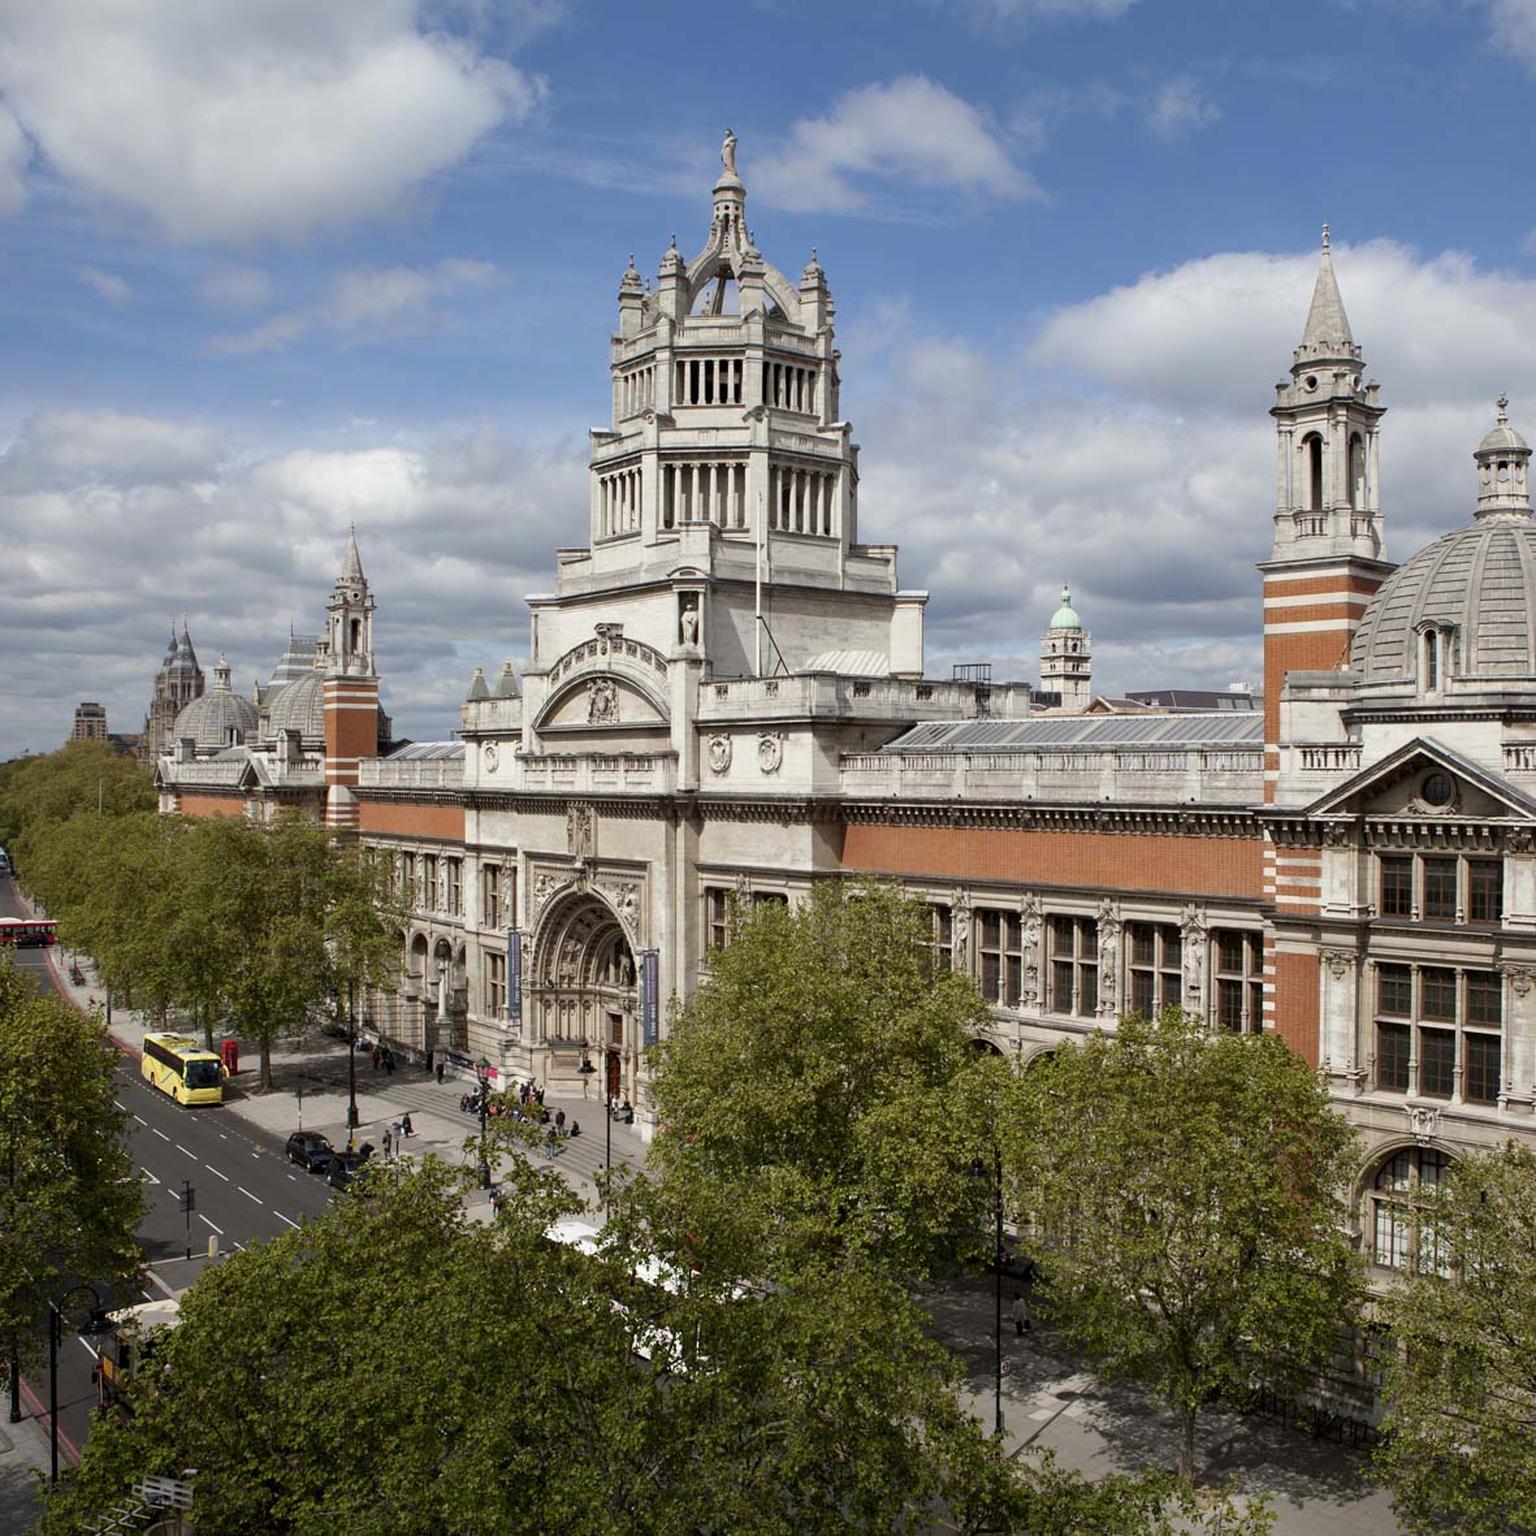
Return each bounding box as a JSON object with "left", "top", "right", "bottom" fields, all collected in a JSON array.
[
  {"left": 340, "top": 522, "right": 365, "bottom": 584},
  {"left": 1299, "top": 224, "right": 1354, "bottom": 358}
]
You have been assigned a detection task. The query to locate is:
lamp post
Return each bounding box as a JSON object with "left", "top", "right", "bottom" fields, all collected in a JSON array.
[
  {"left": 475, "top": 1056, "right": 491, "bottom": 1189},
  {"left": 345, "top": 981, "right": 360, "bottom": 1153},
  {"left": 992, "top": 1143, "right": 1004, "bottom": 1440},
  {"left": 577, "top": 1047, "right": 608, "bottom": 1194},
  {"left": 48, "top": 1283, "right": 105, "bottom": 1485}
]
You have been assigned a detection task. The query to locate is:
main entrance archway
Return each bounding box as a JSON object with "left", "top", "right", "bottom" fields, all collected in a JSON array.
[{"left": 529, "top": 892, "right": 636, "bottom": 1095}]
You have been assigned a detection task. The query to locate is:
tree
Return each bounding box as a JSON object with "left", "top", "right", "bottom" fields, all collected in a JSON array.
[
  {"left": 0, "top": 741, "right": 153, "bottom": 878},
  {"left": 1011, "top": 1006, "right": 1362, "bottom": 1483},
  {"left": 0, "top": 956, "right": 142, "bottom": 1377},
  {"left": 44, "top": 1157, "right": 1269, "bottom": 1536},
  {"left": 1375, "top": 1141, "right": 1536, "bottom": 1536},
  {"left": 648, "top": 880, "right": 1002, "bottom": 1281}
]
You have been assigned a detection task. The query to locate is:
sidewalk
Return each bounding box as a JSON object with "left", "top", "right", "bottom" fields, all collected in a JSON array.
[
  {"left": 0, "top": 1405, "right": 50, "bottom": 1534},
  {"left": 928, "top": 1274, "right": 1403, "bottom": 1536},
  {"left": 45, "top": 945, "right": 647, "bottom": 1219}
]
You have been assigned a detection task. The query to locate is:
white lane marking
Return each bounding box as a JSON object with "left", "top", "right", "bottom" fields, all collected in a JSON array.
[
  {"left": 233, "top": 1241, "right": 245, "bottom": 1252},
  {"left": 237, "top": 1186, "right": 263, "bottom": 1205},
  {"left": 114, "top": 1099, "right": 126, "bottom": 1110},
  {"left": 251, "top": 1151, "right": 260, "bottom": 1159},
  {"left": 133, "top": 1115, "right": 147, "bottom": 1126},
  {"left": 276, "top": 1212, "right": 300, "bottom": 1230},
  {"left": 204, "top": 1163, "right": 229, "bottom": 1182},
  {"left": 139, "top": 1168, "right": 162, "bottom": 1187},
  {"left": 77, "top": 1337, "right": 99, "bottom": 1361},
  {"left": 197, "top": 1214, "right": 224, "bottom": 1235},
  {"left": 176, "top": 1144, "right": 197, "bottom": 1160},
  {"left": 218, "top": 1133, "right": 228, "bottom": 1141},
  {"left": 152, "top": 1128, "right": 170, "bottom": 1142},
  {"left": 287, "top": 1173, "right": 297, "bottom": 1182}
]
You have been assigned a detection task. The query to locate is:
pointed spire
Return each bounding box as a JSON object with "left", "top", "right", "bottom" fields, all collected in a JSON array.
[
  {"left": 493, "top": 660, "right": 520, "bottom": 699},
  {"left": 340, "top": 522, "right": 365, "bottom": 585},
  {"left": 1299, "top": 224, "right": 1354, "bottom": 356},
  {"left": 466, "top": 666, "right": 490, "bottom": 702}
]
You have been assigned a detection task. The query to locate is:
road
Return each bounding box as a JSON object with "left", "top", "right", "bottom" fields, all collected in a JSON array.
[{"left": 2, "top": 874, "right": 335, "bottom": 1474}]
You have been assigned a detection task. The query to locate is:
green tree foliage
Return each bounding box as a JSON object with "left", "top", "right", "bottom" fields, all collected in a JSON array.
[
  {"left": 45, "top": 1159, "right": 1269, "bottom": 1536},
  {"left": 1011, "top": 1007, "right": 1362, "bottom": 1483},
  {"left": 0, "top": 956, "right": 142, "bottom": 1358},
  {"left": 1376, "top": 1141, "right": 1536, "bottom": 1536},
  {"left": 0, "top": 741, "right": 153, "bottom": 872},
  {"left": 648, "top": 880, "right": 1003, "bottom": 1280}
]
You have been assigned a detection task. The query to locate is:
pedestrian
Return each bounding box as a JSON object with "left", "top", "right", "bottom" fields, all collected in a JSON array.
[
  {"left": 383, "top": 1127, "right": 393, "bottom": 1158},
  {"left": 1011, "top": 1291, "right": 1031, "bottom": 1337},
  {"left": 425, "top": 1048, "right": 434, "bottom": 1075},
  {"left": 569, "top": 1120, "right": 581, "bottom": 1139},
  {"left": 555, "top": 1109, "right": 566, "bottom": 1132},
  {"left": 436, "top": 1061, "right": 444, "bottom": 1084},
  {"left": 545, "top": 1127, "right": 558, "bottom": 1159},
  {"left": 384, "top": 1049, "right": 395, "bottom": 1077},
  {"left": 535, "top": 1085, "right": 545, "bottom": 1106},
  {"left": 401, "top": 1112, "right": 413, "bottom": 1137},
  {"left": 371, "top": 1045, "right": 380, "bottom": 1071}
]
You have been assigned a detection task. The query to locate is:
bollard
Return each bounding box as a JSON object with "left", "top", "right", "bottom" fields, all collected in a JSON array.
[{"left": 208, "top": 1235, "right": 218, "bottom": 1261}]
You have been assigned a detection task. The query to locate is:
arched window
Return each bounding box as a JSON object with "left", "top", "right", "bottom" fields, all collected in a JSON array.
[
  {"left": 1348, "top": 433, "right": 1365, "bottom": 509},
  {"left": 1302, "top": 433, "right": 1324, "bottom": 511},
  {"left": 1371, "top": 1147, "right": 1451, "bottom": 1274},
  {"left": 1422, "top": 630, "right": 1440, "bottom": 693}
]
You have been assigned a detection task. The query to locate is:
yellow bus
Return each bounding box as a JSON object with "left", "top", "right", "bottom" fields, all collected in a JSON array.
[{"left": 141, "top": 1032, "right": 224, "bottom": 1106}]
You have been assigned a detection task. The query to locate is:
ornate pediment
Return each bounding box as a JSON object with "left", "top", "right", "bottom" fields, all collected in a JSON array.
[
  {"left": 535, "top": 671, "right": 669, "bottom": 733},
  {"left": 1298, "top": 736, "right": 1536, "bottom": 823}
]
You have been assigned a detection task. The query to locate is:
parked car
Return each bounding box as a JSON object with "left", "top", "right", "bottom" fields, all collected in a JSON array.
[
  {"left": 285, "top": 1131, "right": 334, "bottom": 1173},
  {"left": 326, "top": 1150, "right": 370, "bottom": 1190}
]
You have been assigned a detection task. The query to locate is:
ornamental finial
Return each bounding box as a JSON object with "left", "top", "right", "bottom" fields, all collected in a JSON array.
[
  {"left": 1498, "top": 393, "right": 1510, "bottom": 424},
  {"left": 1321, "top": 221, "right": 1330, "bottom": 252}
]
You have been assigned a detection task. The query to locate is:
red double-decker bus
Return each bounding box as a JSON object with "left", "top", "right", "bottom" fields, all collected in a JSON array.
[{"left": 0, "top": 917, "right": 58, "bottom": 948}]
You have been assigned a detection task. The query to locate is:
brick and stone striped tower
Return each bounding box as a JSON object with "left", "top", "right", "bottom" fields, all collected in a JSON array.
[
  {"left": 1258, "top": 230, "right": 1391, "bottom": 1050},
  {"left": 322, "top": 526, "right": 379, "bottom": 831}
]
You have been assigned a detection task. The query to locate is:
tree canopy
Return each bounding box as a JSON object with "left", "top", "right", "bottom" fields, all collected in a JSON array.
[
  {"left": 1376, "top": 1140, "right": 1536, "bottom": 1536},
  {"left": 1010, "top": 1006, "right": 1363, "bottom": 1483},
  {"left": 44, "top": 1157, "right": 1270, "bottom": 1536},
  {"left": 0, "top": 955, "right": 142, "bottom": 1358},
  {"left": 0, "top": 741, "right": 153, "bottom": 870},
  {"left": 648, "top": 880, "right": 1005, "bottom": 1281}
]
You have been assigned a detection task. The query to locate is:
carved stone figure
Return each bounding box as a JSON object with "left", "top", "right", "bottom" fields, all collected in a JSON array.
[
  {"left": 707, "top": 734, "right": 732, "bottom": 774},
  {"left": 533, "top": 872, "right": 559, "bottom": 913},
  {"left": 567, "top": 804, "right": 595, "bottom": 860},
  {"left": 721, "top": 128, "right": 738, "bottom": 177},
  {"left": 1096, "top": 899, "right": 1122, "bottom": 1014},
  {"left": 1179, "top": 903, "right": 1207, "bottom": 1010},
  {"left": 758, "top": 732, "right": 784, "bottom": 774},
  {"left": 604, "top": 880, "right": 640, "bottom": 935},
  {"left": 679, "top": 595, "right": 700, "bottom": 647},
  {"left": 951, "top": 890, "right": 972, "bottom": 971},
  {"left": 1408, "top": 1105, "right": 1441, "bottom": 1145},
  {"left": 587, "top": 677, "right": 618, "bottom": 724},
  {"left": 1323, "top": 949, "right": 1356, "bottom": 981},
  {"left": 1019, "top": 893, "right": 1042, "bottom": 1008}
]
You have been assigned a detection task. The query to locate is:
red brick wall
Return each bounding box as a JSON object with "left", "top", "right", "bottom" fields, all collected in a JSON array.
[
  {"left": 1273, "top": 950, "right": 1321, "bottom": 1066},
  {"left": 175, "top": 794, "right": 248, "bottom": 821},
  {"left": 357, "top": 800, "right": 465, "bottom": 842}
]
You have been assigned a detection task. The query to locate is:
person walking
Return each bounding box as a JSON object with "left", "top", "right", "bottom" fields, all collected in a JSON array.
[
  {"left": 383, "top": 1127, "right": 393, "bottom": 1159},
  {"left": 1011, "top": 1291, "right": 1031, "bottom": 1337},
  {"left": 555, "top": 1109, "right": 566, "bottom": 1133},
  {"left": 371, "top": 1044, "right": 381, "bottom": 1071},
  {"left": 383, "top": 1048, "right": 395, "bottom": 1077},
  {"left": 435, "top": 1061, "right": 445, "bottom": 1085}
]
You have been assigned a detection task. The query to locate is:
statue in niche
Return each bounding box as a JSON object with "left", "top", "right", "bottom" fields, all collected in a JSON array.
[
  {"left": 679, "top": 594, "right": 700, "bottom": 648},
  {"left": 587, "top": 677, "right": 618, "bottom": 724},
  {"left": 721, "top": 129, "right": 738, "bottom": 177}
]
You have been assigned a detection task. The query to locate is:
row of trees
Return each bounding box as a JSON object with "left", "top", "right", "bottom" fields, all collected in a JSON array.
[
  {"left": 2, "top": 743, "right": 404, "bottom": 1088},
  {"left": 27, "top": 869, "right": 1532, "bottom": 1530}
]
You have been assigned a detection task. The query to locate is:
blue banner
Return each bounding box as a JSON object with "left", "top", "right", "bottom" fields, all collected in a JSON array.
[
  {"left": 641, "top": 949, "right": 659, "bottom": 1047},
  {"left": 507, "top": 929, "right": 522, "bottom": 1022}
]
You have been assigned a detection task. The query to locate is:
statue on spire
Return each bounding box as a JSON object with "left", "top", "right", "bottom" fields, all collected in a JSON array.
[{"left": 721, "top": 129, "right": 738, "bottom": 177}]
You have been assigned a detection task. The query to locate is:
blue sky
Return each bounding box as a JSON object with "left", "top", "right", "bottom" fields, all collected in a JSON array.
[{"left": 2, "top": 0, "right": 1536, "bottom": 757}]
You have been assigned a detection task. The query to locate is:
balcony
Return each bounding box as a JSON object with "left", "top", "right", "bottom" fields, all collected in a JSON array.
[
  {"left": 514, "top": 752, "right": 676, "bottom": 796},
  {"left": 1298, "top": 745, "right": 1362, "bottom": 773}
]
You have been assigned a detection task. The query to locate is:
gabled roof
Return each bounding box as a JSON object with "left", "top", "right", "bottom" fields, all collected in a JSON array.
[{"left": 1295, "top": 735, "right": 1536, "bottom": 820}]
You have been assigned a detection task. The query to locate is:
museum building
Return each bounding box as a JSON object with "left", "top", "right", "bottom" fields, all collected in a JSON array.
[{"left": 158, "top": 142, "right": 1536, "bottom": 1285}]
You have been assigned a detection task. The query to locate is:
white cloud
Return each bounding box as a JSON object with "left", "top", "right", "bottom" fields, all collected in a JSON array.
[
  {"left": 76, "top": 264, "right": 132, "bottom": 302},
  {"left": 1488, "top": 0, "right": 1536, "bottom": 70},
  {"left": 1144, "top": 78, "right": 1221, "bottom": 139},
  {"left": 0, "top": 0, "right": 545, "bottom": 243},
  {"left": 199, "top": 266, "right": 274, "bottom": 310},
  {"left": 0, "top": 410, "right": 585, "bottom": 758},
  {"left": 941, "top": 0, "right": 1140, "bottom": 23},
  {"left": 845, "top": 238, "right": 1536, "bottom": 697},
  {"left": 754, "top": 76, "right": 1037, "bottom": 214},
  {"left": 210, "top": 258, "right": 497, "bottom": 354}
]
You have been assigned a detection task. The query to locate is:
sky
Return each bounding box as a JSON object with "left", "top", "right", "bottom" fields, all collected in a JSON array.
[{"left": 3, "top": 0, "right": 1536, "bottom": 758}]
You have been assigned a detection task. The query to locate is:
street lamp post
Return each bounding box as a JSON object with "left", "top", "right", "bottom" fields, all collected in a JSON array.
[
  {"left": 992, "top": 1143, "right": 1005, "bottom": 1440},
  {"left": 577, "top": 1048, "right": 609, "bottom": 1193},
  {"left": 346, "top": 981, "right": 360, "bottom": 1153},
  {"left": 476, "top": 1057, "right": 491, "bottom": 1189},
  {"left": 48, "top": 1284, "right": 104, "bottom": 1486}
]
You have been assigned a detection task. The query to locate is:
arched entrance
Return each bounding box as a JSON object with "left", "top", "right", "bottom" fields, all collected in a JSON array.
[{"left": 530, "top": 892, "right": 636, "bottom": 1098}]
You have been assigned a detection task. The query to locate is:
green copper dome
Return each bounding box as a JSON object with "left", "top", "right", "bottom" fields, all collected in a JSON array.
[{"left": 1049, "top": 585, "right": 1082, "bottom": 631}]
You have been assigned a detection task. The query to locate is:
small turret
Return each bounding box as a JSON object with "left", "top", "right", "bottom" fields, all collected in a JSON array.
[{"left": 1474, "top": 395, "right": 1532, "bottom": 519}]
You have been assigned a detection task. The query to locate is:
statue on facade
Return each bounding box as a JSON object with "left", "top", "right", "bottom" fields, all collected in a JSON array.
[
  {"left": 587, "top": 677, "right": 618, "bottom": 724},
  {"left": 721, "top": 129, "right": 738, "bottom": 177},
  {"left": 679, "top": 594, "right": 700, "bottom": 647}
]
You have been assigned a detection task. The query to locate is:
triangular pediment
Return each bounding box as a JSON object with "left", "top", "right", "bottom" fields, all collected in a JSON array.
[
  {"left": 536, "top": 671, "right": 669, "bottom": 734},
  {"left": 1299, "top": 736, "right": 1536, "bottom": 820}
]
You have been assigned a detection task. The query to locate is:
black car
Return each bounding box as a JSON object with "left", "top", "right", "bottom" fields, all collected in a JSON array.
[
  {"left": 326, "top": 1149, "right": 370, "bottom": 1191},
  {"left": 285, "top": 1131, "right": 334, "bottom": 1173}
]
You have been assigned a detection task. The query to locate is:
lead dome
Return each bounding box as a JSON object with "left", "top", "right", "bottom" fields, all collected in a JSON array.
[{"left": 171, "top": 655, "right": 258, "bottom": 751}]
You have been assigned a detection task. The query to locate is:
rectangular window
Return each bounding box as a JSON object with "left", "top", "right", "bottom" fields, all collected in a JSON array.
[
  {"left": 1422, "top": 857, "right": 1458, "bottom": 920},
  {"left": 1464, "top": 1032, "right": 1501, "bottom": 1104},
  {"left": 1418, "top": 1027, "right": 1455, "bottom": 1098},
  {"left": 402, "top": 852, "right": 417, "bottom": 908},
  {"left": 1212, "top": 929, "right": 1263, "bottom": 1033},
  {"left": 1468, "top": 860, "right": 1504, "bottom": 925},
  {"left": 1379, "top": 856, "right": 1413, "bottom": 918},
  {"left": 1048, "top": 916, "right": 1097, "bottom": 1018},
  {"left": 485, "top": 951, "right": 506, "bottom": 1016},
  {"left": 1126, "top": 922, "right": 1182, "bottom": 1018},
  {"left": 752, "top": 891, "right": 788, "bottom": 910},
  {"left": 1374, "top": 1201, "right": 1410, "bottom": 1272},
  {"left": 1376, "top": 1021, "right": 1410, "bottom": 1092},
  {"left": 977, "top": 908, "right": 1023, "bottom": 1006},
  {"left": 1466, "top": 970, "right": 1502, "bottom": 1027},
  {"left": 482, "top": 864, "right": 502, "bottom": 930},
  {"left": 446, "top": 859, "right": 462, "bottom": 918},
  {"left": 925, "top": 905, "right": 954, "bottom": 974},
  {"left": 1420, "top": 967, "right": 1456, "bottom": 1022},
  {"left": 421, "top": 855, "right": 437, "bottom": 911},
  {"left": 705, "top": 887, "right": 730, "bottom": 952},
  {"left": 1377, "top": 964, "right": 1411, "bottom": 1017}
]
